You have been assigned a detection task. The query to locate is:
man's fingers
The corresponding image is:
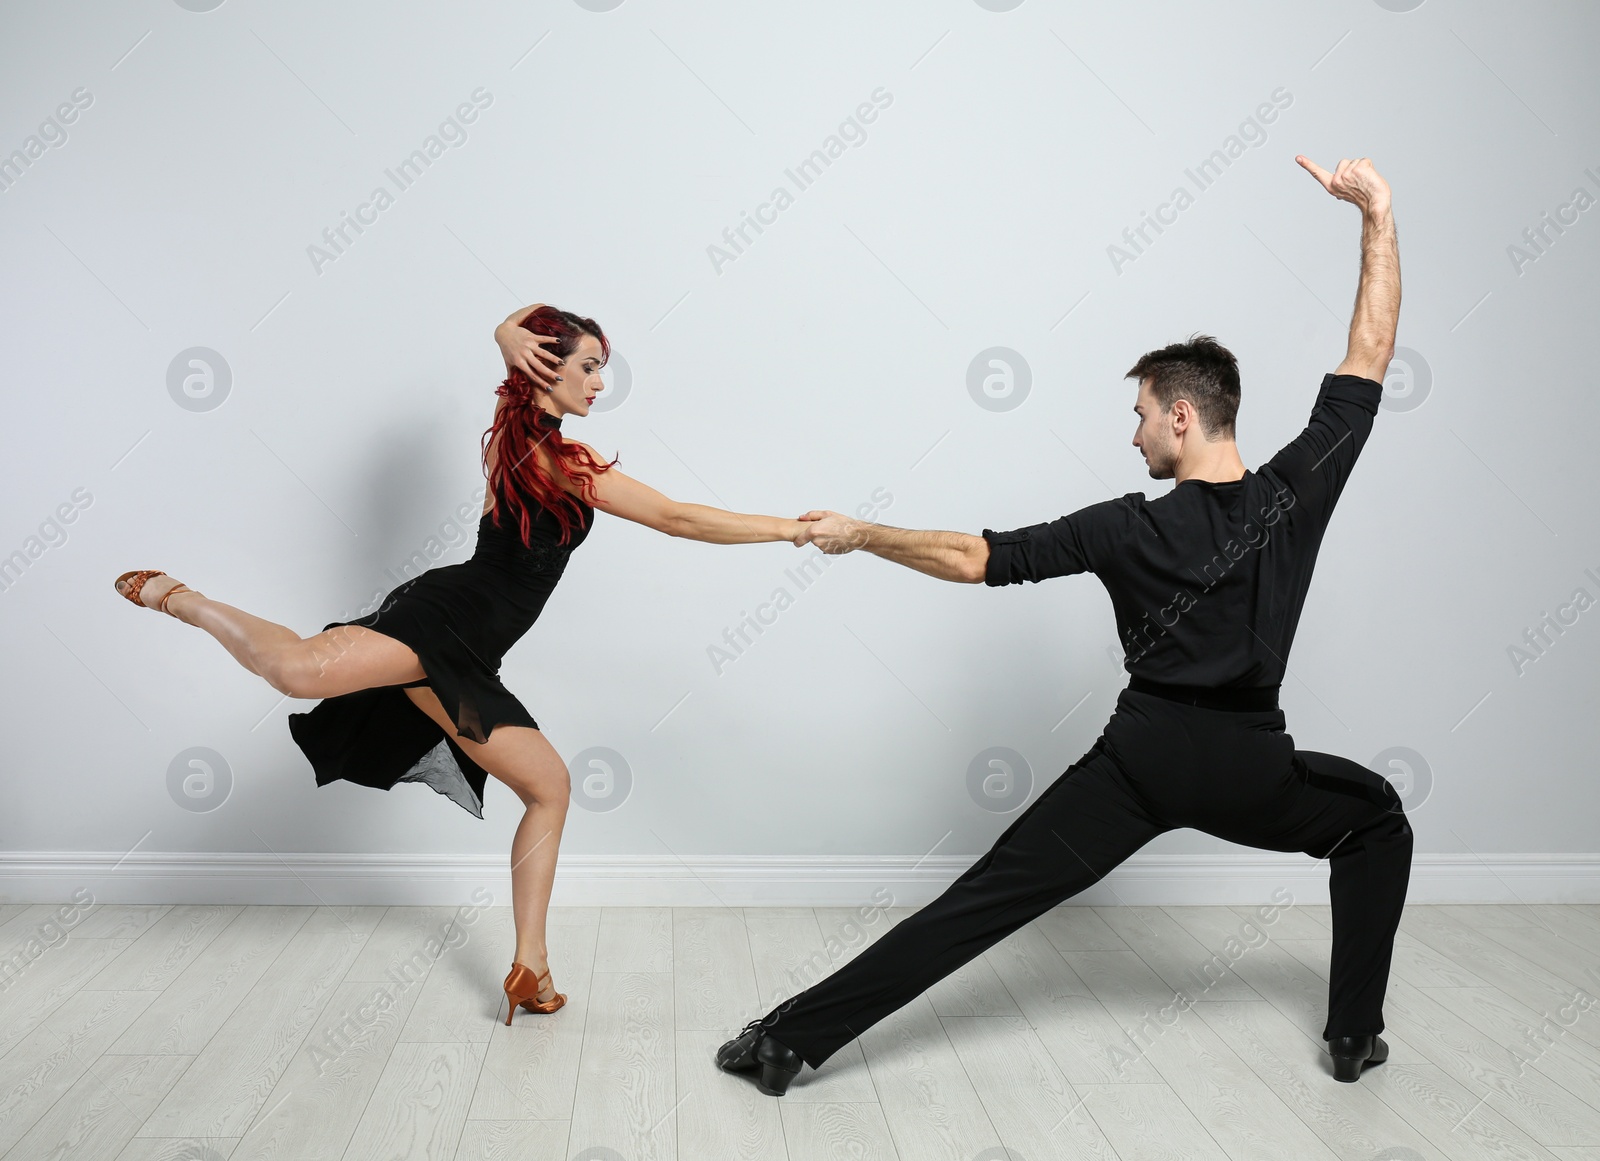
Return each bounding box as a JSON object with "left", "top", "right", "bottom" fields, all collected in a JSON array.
[{"left": 1295, "top": 154, "right": 1334, "bottom": 190}]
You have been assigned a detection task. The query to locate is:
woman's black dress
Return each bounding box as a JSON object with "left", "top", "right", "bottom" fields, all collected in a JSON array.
[{"left": 287, "top": 432, "right": 593, "bottom": 819}]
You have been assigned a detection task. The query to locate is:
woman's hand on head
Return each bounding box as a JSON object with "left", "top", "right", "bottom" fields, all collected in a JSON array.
[{"left": 494, "top": 320, "right": 563, "bottom": 389}]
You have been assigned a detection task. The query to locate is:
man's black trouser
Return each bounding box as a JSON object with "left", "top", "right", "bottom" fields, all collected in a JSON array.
[{"left": 760, "top": 680, "right": 1415, "bottom": 1068}]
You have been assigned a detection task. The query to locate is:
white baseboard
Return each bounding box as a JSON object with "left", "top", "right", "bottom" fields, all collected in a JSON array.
[{"left": 3, "top": 851, "right": 1598, "bottom": 907}]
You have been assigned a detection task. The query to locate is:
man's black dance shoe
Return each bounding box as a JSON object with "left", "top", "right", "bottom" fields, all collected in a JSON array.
[
  {"left": 1328, "top": 1033, "right": 1389, "bottom": 1082},
  {"left": 715, "top": 1019, "right": 803, "bottom": 1096}
]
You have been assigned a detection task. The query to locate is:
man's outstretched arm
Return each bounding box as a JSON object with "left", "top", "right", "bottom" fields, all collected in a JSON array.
[
  {"left": 1296, "top": 155, "right": 1400, "bottom": 382},
  {"left": 793, "top": 511, "right": 988, "bottom": 583}
]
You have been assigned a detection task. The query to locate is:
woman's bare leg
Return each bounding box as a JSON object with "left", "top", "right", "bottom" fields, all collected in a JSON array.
[
  {"left": 119, "top": 572, "right": 572, "bottom": 990},
  {"left": 117, "top": 572, "right": 425, "bottom": 696},
  {"left": 403, "top": 686, "right": 570, "bottom": 1001}
]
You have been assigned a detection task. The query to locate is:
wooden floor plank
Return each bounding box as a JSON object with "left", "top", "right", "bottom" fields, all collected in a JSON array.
[
  {"left": 941, "top": 1014, "right": 1121, "bottom": 1160},
  {"left": 1367, "top": 1061, "right": 1566, "bottom": 1161},
  {"left": 1096, "top": 905, "right": 1262, "bottom": 1002},
  {"left": 61, "top": 904, "right": 173, "bottom": 942},
  {"left": 228, "top": 975, "right": 428, "bottom": 1161},
  {"left": 116, "top": 1135, "right": 240, "bottom": 1159},
  {"left": 1075, "top": 1081, "right": 1232, "bottom": 1160},
  {"left": 594, "top": 907, "right": 673, "bottom": 974},
  {"left": 452, "top": 1119, "right": 568, "bottom": 1160},
  {"left": 925, "top": 949, "right": 1021, "bottom": 1017},
  {"left": 1380, "top": 978, "right": 1600, "bottom": 1146},
  {"left": 1066, "top": 947, "right": 1342, "bottom": 1160},
  {"left": 0, "top": 933, "right": 141, "bottom": 1061},
  {"left": 4, "top": 1053, "right": 193, "bottom": 1161},
  {"left": 0, "top": 988, "right": 161, "bottom": 1157},
  {"left": 2, "top": 900, "right": 1595, "bottom": 1160},
  {"left": 982, "top": 924, "right": 1164, "bottom": 1084},
  {"left": 739, "top": 906, "right": 880, "bottom": 1103},
  {"left": 137, "top": 924, "right": 374, "bottom": 1138},
  {"left": 341, "top": 1040, "right": 484, "bottom": 1161},
  {"left": 1226, "top": 900, "right": 1331, "bottom": 939},
  {"left": 673, "top": 1028, "right": 787, "bottom": 1161},
  {"left": 569, "top": 971, "right": 676, "bottom": 1161},
  {"left": 81, "top": 905, "right": 242, "bottom": 992},
  {"left": 1400, "top": 908, "right": 1600, "bottom": 1055},
  {"left": 1196, "top": 999, "right": 1455, "bottom": 1161},
  {"left": 780, "top": 1102, "right": 897, "bottom": 1161},
  {"left": 1033, "top": 904, "right": 1129, "bottom": 952},
  {"left": 106, "top": 907, "right": 312, "bottom": 1056},
  {"left": 742, "top": 907, "right": 829, "bottom": 1015},
  {"left": 673, "top": 908, "right": 759, "bottom": 1032},
  {"left": 467, "top": 916, "right": 598, "bottom": 1122},
  {"left": 857, "top": 993, "right": 1002, "bottom": 1159},
  {"left": 397, "top": 905, "right": 517, "bottom": 1045}
]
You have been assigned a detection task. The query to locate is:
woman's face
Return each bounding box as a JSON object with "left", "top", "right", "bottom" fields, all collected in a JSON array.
[{"left": 549, "top": 333, "right": 607, "bottom": 418}]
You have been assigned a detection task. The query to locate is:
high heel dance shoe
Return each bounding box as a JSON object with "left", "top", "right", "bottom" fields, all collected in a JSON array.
[
  {"left": 1328, "top": 1033, "right": 1389, "bottom": 1082},
  {"left": 715, "top": 1018, "right": 803, "bottom": 1096},
  {"left": 115, "top": 570, "right": 200, "bottom": 618},
  {"left": 503, "top": 961, "right": 565, "bottom": 1023}
]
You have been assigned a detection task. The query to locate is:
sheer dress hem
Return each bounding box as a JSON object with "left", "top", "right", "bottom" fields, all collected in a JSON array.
[
  {"left": 286, "top": 465, "right": 587, "bottom": 820},
  {"left": 286, "top": 623, "right": 542, "bottom": 821}
]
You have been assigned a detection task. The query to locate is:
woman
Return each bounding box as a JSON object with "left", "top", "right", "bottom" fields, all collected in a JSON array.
[{"left": 115, "top": 302, "right": 809, "bottom": 1021}]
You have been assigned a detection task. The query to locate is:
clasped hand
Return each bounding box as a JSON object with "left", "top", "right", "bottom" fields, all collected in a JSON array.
[{"left": 793, "top": 510, "right": 872, "bottom": 555}]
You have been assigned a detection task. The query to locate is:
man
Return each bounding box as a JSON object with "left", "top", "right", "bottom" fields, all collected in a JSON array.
[{"left": 717, "top": 154, "right": 1409, "bottom": 1093}]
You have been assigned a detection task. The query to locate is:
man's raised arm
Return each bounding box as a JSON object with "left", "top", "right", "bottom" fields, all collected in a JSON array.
[
  {"left": 1296, "top": 155, "right": 1400, "bottom": 383},
  {"left": 793, "top": 510, "right": 988, "bottom": 583}
]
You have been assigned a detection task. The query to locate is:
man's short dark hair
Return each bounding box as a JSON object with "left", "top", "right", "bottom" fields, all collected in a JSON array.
[{"left": 1125, "top": 334, "right": 1240, "bottom": 440}]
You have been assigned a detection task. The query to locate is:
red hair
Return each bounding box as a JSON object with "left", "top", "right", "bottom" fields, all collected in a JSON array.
[{"left": 481, "top": 306, "right": 619, "bottom": 547}]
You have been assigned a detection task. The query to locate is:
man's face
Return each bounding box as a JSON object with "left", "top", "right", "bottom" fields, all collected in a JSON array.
[{"left": 1132, "top": 378, "right": 1178, "bottom": 479}]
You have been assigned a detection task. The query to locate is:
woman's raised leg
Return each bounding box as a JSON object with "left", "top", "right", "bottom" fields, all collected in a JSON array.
[
  {"left": 401, "top": 685, "right": 571, "bottom": 1004},
  {"left": 116, "top": 572, "right": 426, "bottom": 697}
]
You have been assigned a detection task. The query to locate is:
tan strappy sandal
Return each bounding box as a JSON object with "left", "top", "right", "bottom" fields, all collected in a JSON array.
[
  {"left": 503, "top": 960, "right": 566, "bottom": 1022},
  {"left": 114, "top": 570, "right": 201, "bottom": 618}
]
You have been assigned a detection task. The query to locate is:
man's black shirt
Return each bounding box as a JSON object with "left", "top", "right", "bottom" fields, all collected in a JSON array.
[{"left": 981, "top": 372, "right": 1384, "bottom": 688}]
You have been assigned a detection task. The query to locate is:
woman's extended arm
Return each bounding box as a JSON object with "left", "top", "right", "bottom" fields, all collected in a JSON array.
[{"left": 564, "top": 442, "right": 805, "bottom": 546}]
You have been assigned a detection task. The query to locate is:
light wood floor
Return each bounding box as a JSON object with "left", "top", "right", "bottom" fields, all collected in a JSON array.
[{"left": 1, "top": 900, "right": 1598, "bottom": 1160}]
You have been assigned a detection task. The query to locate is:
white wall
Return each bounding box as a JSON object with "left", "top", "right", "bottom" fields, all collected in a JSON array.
[{"left": 3, "top": 0, "right": 1596, "bottom": 905}]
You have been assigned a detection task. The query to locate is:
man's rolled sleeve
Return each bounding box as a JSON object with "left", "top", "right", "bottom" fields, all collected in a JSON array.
[{"left": 981, "top": 515, "right": 1092, "bottom": 586}]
